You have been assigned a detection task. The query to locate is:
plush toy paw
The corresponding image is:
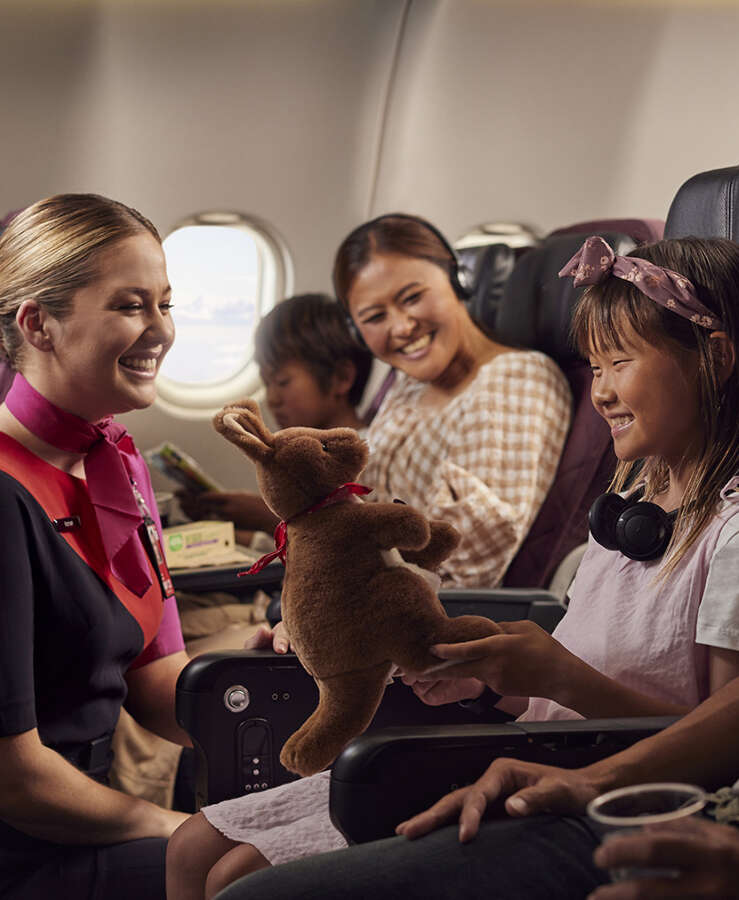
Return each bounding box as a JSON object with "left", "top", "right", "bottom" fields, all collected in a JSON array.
[
  {"left": 400, "top": 519, "right": 460, "bottom": 571},
  {"left": 280, "top": 727, "right": 342, "bottom": 777}
]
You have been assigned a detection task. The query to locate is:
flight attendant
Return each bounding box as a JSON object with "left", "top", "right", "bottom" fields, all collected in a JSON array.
[{"left": 0, "top": 193, "right": 191, "bottom": 899}]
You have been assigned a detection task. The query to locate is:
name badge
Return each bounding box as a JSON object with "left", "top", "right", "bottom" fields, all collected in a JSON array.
[
  {"left": 53, "top": 515, "right": 82, "bottom": 532},
  {"left": 130, "top": 479, "right": 174, "bottom": 601},
  {"left": 140, "top": 515, "right": 175, "bottom": 600}
]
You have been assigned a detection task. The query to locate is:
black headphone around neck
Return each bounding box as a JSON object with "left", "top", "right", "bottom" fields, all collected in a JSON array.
[
  {"left": 588, "top": 487, "right": 676, "bottom": 561},
  {"left": 339, "top": 213, "right": 473, "bottom": 348}
]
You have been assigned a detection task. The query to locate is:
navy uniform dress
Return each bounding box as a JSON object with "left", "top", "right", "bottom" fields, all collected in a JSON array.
[{"left": 0, "top": 433, "right": 184, "bottom": 900}]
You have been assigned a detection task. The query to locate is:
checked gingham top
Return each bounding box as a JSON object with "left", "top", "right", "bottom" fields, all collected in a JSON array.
[{"left": 363, "top": 350, "right": 572, "bottom": 588}]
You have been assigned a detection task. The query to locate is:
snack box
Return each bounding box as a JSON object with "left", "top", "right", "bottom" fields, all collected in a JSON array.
[{"left": 162, "top": 520, "right": 247, "bottom": 569}]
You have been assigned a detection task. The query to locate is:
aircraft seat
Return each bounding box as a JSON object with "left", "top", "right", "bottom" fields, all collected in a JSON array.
[
  {"left": 497, "top": 226, "right": 634, "bottom": 590},
  {"left": 664, "top": 164, "right": 739, "bottom": 239},
  {"left": 550, "top": 217, "right": 664, "bottom": 244},
  {"left": 329, "top": 716, "right": 678, "bottom": 844}
]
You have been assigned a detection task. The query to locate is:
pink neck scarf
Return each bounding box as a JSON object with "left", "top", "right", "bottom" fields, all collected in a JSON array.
[
  {"left": 244, "top": 482, "right": 373, "bottom": 575},
  {"left": 5, "top": 374, "right": 154, "bottom": 596},
  {"left": 558, "top": 235, "right": 725, "bottom": 330}
]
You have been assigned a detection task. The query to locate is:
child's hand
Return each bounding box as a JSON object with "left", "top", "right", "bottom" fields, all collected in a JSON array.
[
  {"left": 401, "top": 674, "right": 485, "bottom": 706},
  {"left": 425, "top": 621, "right": 575, "bottom": 700},
  {"left": 243, "top": 622, "right": 291, "bottom": 654}
]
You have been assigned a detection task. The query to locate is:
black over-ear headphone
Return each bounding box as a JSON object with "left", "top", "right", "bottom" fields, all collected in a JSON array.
[
  {"left": 338, "top": 213, "right": 473, "bottom": 347},
  {"left": 588, "top": 488, "right": 676, "bottom": 561}
]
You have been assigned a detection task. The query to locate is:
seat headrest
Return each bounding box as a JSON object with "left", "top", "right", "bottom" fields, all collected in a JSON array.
[
  {"left": 458, "top": 243, "right": 517, "bottom": 331},
  {"left": 550, "top": 218, "right": 664, "bottom": 245},
  {"left": 665, "top": 165, "right": 739, "bottom": 240},
  {"left": 496, "top": 231, "right": 636, "bottom": 364}
]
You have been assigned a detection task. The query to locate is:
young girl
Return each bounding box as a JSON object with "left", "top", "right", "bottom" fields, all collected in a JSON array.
[
  {"left": 167, "top": 235, "right": 739, "bottom": 900},
  {"left": 406, "top": 234, "right": 739, "bottom": 723}
]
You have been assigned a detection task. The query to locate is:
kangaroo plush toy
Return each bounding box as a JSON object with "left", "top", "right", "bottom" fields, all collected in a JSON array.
[{"left": 213, "top": 399, "right": 499, "bottom": 777}]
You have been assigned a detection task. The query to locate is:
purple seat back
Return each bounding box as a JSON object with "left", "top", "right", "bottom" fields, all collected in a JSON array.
[
  {"left": 499, "top": 225, "right": 651, "bottom": 588},
  {"left": 550, "top": 217, "right": 664, "bottom": 245}
]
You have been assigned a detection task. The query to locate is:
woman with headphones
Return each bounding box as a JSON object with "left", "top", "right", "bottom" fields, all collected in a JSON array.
[{"left": 333, "top": 213, "right": 572, "bottom": 589}]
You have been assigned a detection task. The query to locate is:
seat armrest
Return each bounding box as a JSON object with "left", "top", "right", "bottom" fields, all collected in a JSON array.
[
  {"left": 439, "top": 588, "right": 566, "bottom": 632},
  {"left": 329, "top": 717, "right": 678, "bottom": 844},
  {"left": 172, "top": 560, "right": 285, "bottom": 597},
  {"left": 176, "top": 650, "right": 512, "bottom": 808}
]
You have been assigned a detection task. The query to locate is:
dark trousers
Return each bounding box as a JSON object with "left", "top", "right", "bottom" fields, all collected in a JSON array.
[
  {"left": 0, "top": 836, "right": 167, "bottom": 900},
  {"left": 216, "top": 815, "right": 607, "bottom": 900}
]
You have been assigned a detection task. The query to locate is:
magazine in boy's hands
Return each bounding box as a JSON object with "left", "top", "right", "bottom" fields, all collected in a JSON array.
[{"left": 145, "top": 442, "right": 223, "bottom": 495}]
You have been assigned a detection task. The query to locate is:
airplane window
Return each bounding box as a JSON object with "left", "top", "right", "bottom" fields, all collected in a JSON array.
[{"left": 156, "top": 211, "right": 293, "bottom": 418}]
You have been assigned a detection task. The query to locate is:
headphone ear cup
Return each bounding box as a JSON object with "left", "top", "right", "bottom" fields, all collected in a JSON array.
[
  {"left": 615, "top": 501, "right": 674, "bottom": 561},
  {"left": 588, "top": 492, "right": 628, "bottom": 551},
  {"left": 451, "top": 262, "right": 474, "bottom": 300}
]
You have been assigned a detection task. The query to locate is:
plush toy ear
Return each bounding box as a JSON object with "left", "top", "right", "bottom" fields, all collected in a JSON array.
[{"left": 212, "top": 398, "right": 275, "bottom": 464}]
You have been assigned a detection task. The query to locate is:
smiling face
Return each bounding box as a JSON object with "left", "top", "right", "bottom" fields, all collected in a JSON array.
[
  {"left": 588, "top": 323, "right": 703, "bottom": 471},
  {"left": 346, "top": 252, "right": 471, "bottom": 384},
  {"left": 40, "top": 232, "right": 174, "bottom": 421}
]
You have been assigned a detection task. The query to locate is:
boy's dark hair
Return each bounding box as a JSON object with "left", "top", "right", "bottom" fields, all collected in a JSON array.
[{"left": 254, "top": 293, "right": 373, "bottom": 407}]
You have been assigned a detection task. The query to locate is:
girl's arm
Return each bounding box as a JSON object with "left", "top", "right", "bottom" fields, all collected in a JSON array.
[
  {"left": 427, "top": 621, "right": 691, "bottom": 718},
  {"left": 709, "top": 645, "right": 739, "bottom": 693},
  {"left": 0, "top": 728, "right": 188, "bottom": 844}
]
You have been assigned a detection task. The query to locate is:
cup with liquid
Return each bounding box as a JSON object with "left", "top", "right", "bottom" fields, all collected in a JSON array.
[{"left": 586, "top": 782, "right": 706, "bottom": 882}]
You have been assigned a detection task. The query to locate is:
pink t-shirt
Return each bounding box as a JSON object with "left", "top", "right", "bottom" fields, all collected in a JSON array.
[{"left": 522, "top": 483, "right": 739, "bottom": 721}]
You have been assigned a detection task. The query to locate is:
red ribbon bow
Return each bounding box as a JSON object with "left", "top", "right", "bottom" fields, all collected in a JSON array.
[{"left": 240, "top": 482, "right": 372, "bottom": 575}]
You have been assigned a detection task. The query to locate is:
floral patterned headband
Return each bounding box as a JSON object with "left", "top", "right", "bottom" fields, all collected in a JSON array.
[{"left": 558, "top": 235, "right": 724, "bottom": 331}]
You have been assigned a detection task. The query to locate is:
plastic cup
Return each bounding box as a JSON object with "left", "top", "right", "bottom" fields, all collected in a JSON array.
[{"left": 586, "top": 782, "right": 706, "bottom": 882}]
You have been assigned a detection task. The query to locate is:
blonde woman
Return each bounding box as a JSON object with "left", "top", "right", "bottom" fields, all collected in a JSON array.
[{"left": 0, "top": 194, "right": 190, "bottom": 899}]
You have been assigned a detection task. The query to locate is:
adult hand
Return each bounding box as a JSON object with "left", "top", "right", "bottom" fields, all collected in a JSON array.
[
  {"left": 243, "top": 621, "right": 291, "bottom": 654},
  {"left": 396, "top": 757, "right": 602, "bottom": 843},
  {"left": 426, "top": 620, "right": 577, "bottom": 700},
  {"left": 589, "top": 817, "right": 739, "bottom": 899},
  {"left": 401, "top": 674, "right": 485, "bottom": 706}
]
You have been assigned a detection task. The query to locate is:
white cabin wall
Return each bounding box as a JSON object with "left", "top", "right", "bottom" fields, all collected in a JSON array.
[
  {"left": 372, "top": 0, "right": 739, "bottom": 240},
  {"left": 0, "top": 5, "right": 103, "bottom": 206}
]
